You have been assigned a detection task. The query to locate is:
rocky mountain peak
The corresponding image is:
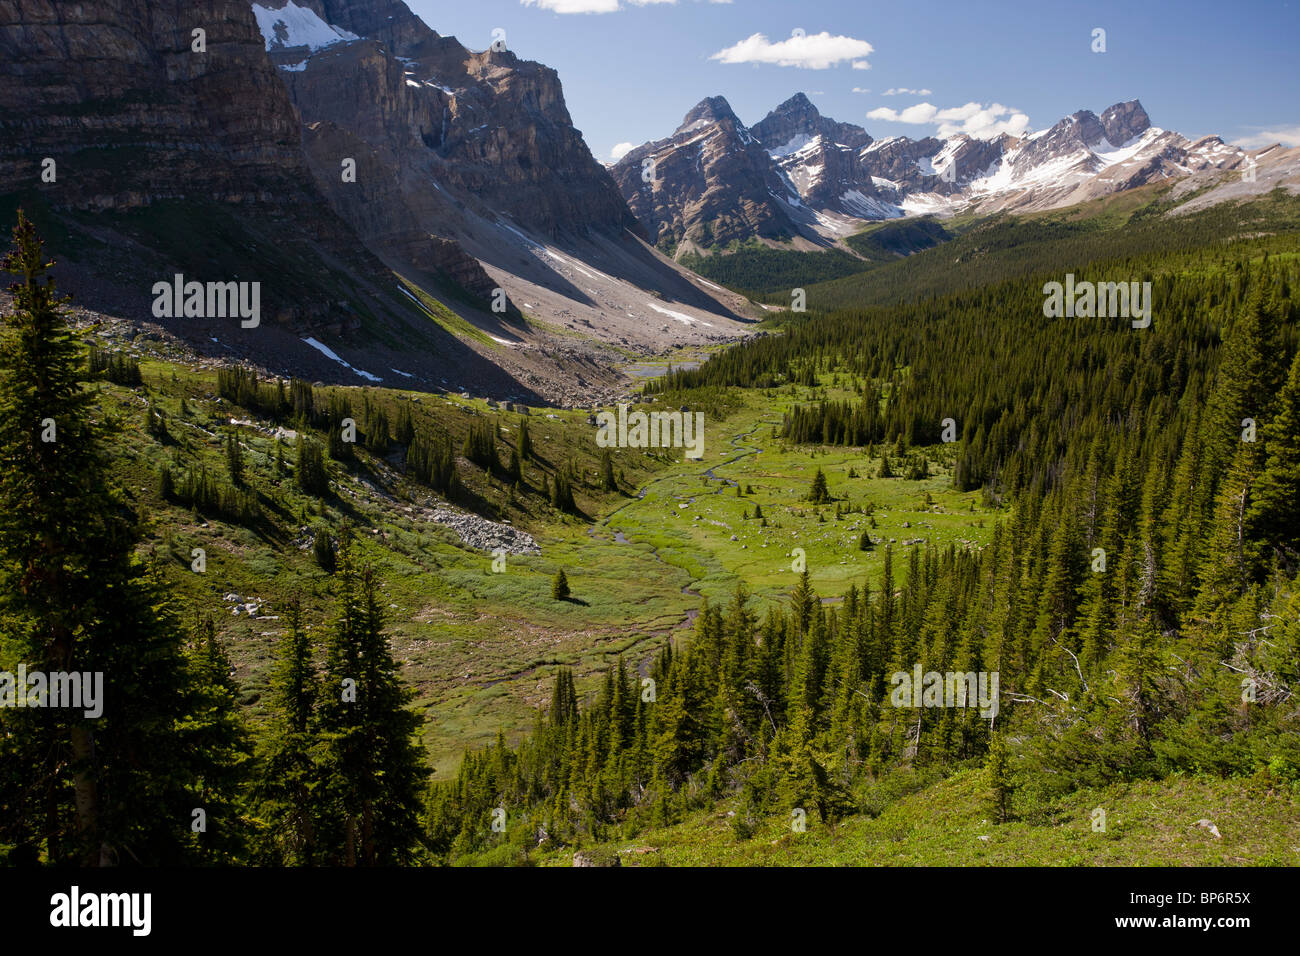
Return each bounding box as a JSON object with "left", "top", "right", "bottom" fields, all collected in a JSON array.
[
  {"left": 770, "top": 92, "right": 819, "bottom": 122},
  {"left": 677, "top": 96, "right": 740, "bottom": 133},
  {"left": 752, "top": 92, "right": 871, "bottom": 152},
  {"left": 612, "top": 92, "right": 1250, "bottom": 251},
  {"left": 1099, "top": 99, "right": 1151, "bottom": 145}
]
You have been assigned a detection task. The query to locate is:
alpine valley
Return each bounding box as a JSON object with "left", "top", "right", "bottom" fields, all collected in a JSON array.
[{"left": 0, "top": 0, "right": 1297, "bottom": 877}]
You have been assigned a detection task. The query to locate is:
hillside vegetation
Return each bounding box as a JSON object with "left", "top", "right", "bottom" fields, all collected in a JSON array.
[{"left": 3, "top": 193, "right": 1298, "bottom": 867}]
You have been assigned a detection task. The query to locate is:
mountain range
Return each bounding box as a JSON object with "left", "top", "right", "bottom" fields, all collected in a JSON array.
[
  {"left": 0, "top": 0, "right": 749, "bottom": 406},
  {"left": 611, "top": 92, "right": 1299, "bottom": 255},
  {"left": 1, "top": 0, "right": 1297, "bottom": 399}
]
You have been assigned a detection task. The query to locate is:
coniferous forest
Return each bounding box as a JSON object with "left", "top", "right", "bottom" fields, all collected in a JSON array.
[
  {"left": 6, "top": 0, "right": 1300, "bottom": 945},
  {"left": 1, "top": 196, "right": 1296, "bottom": 870},
  {"left": 430, "top": 243, "right": 1300, "bottom": 861}
]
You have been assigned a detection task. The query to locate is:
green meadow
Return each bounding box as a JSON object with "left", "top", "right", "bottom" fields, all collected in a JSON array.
[{"left": 97, "top": 348, "right": 987, "bottom": 780}]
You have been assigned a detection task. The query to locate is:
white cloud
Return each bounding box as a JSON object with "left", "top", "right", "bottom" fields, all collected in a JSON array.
[
  {"left": 851, "top": 87, "right": 870, "bottom": 94},
  {"left": 866, "top": 100, "right": 1029, "bottom": 140},
  {"left": 882, "top": 87, "right": 931, "bottom": 96},
  {"left": 610, "top": 141, "right": 637, "bottom": 161},
  {"left": 1233, "top": 127, "right": 1300, "bottom": 149},
  {"left": 710, "top": 31, "right": 874, "bottom": 69},
  {"left": 851, "top": 60, "right": 870, "bottom": 70}
]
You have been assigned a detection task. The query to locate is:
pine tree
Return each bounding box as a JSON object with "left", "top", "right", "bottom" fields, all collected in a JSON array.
[
  {"left": 983, "top": 731, "right": 1012, "bottom": 824},
  {"left": 315, "top": 533, "right": 429, "bottom": 865},
  {"left": 182, "top": 615, "right": 254, "bottom": 863},
  {"left": 790, "top": 569, "right": 815, "bottom": 636},
  {"left": 0, "top": 212, "right": 246, "bottom": 864},
  {"left": 809, "top": 468, "right": 830, "bottom": 504},
  {"left": 255, "top": 597, "right": 321, "bottom": 864},
  {"left": 314, "top": 528, "right": 337, "bottom": 573},
  {"left": 1249, "top": 348, "right": 1300, "bottom": 572},
  {"left": 601, "top": 449, "right": 617, "bottom": 492},
  {"left": 158, "top": 463, "right": 175, "bottom": 501},
  {"left": 518, "top": 419, "right": 533, "bottom": 461},
  {"left": 296, "top": 437, "right": 329, "bottom": 496},
  {"left": 225, "top": 429, "right": 244, "bottom": 486},
  {"left": 393, "top": 402, "right": 415, "bottom": 446},
  {"left": 552, "top": 569, "right": 570, "bottom": 601}
]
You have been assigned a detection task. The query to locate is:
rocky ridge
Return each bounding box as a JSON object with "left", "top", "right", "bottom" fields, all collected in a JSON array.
[{"left": 612, "top": 94, "right": 1271, "bottom": 252}]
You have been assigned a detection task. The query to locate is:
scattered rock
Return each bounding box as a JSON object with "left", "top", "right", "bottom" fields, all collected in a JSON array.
[
  {"left": 1193, "top": 818, "right": 1222, "bottom": 839},
  {"left": 427, "top": 506, "right": 540, "bottom": 555},
  {"left": 573, "top": 848, "right": 620, "bottom": 867}
]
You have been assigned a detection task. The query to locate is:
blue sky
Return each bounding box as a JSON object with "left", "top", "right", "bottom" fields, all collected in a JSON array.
[{"left": 405, "top": 0, "right": 1300, "bottom": 161}]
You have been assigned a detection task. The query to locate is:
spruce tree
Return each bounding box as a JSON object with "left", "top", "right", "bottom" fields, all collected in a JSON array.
[
  {"left": 225, "top": 429, "right": 244, "bottom": 486},
  {"left": 808, "top": 468, "right": 830, "bottom": 504},
  {"left": 552, "top": 569, "right": 570, "bottom": 601},
  {"left": 0, "top": 212, "right": 245, "bottom": 864},
  {"left": 601, "top": 449, "right": 617, "bottom": 492},
  {"left": 182, "top": 615, "right": 254, "bottom": 864},
  {"left": 295, "top": 437, "right": 329, "bottom": 496},
  {"left": 1249, "top": 348, "right": 1300, "bottom": 572},
  {"left": 255, "top": 597, "right": 321, "bottom": 865},
  {"left": 983, "top": 731, "right": 1012, "bottom": 824},
  {"left": 315, "top": 532, "right": 429, "bottom": 865}
]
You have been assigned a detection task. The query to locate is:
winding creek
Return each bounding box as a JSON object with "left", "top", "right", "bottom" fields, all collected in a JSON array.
[{"left": 583, "top": 416, "right": 781, "bottom": 640}]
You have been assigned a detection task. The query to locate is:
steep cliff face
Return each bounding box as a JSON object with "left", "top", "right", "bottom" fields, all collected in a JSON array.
[
  {"left": 0, "top": 0, "right": 417, "bottom": 341},
  {"left": 611, "top": 97, "right": 801, "bottom": 252},
  {"left": 0, "top": 0, "right": 747, "bottom": 403},
  {"left": 260, "top": 0, "right": 636, "bottom": 240},
  {"left": 0, "top": 0, "right": 307, "bottom": 207},
  {"left": 250, "top": 0, "right": 743, "bottom": 367}
]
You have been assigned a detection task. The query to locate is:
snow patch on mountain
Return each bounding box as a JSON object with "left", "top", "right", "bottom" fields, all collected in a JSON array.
[
  {"left": 647, "top": 302, "right": 713, "bottom": 327},
  {"left": 302, "top": 337, "right": 382, "bottom": 382},
  {"left": 840, "top": 190, "right": 903, "bottom": 219},
  {"left": 769, "top": 134, "right": 820, "bottom": 159},
  {"left": 251, "top": 2, "right": 359, "bottom": 53},
  {"left": 1093, "top": 128, "right": 1163, "bottom": 167}
]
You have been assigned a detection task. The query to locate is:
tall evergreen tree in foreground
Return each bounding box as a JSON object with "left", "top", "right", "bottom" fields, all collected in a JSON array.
[
  {"left": 315, "top": 530, "right": 429, "bottom": 865},
  {"left": 254, "top": 598, "right": 322, "bottom": 865},
  {"left": 0, "top": 212, "right": 244, "bottom": 864}
]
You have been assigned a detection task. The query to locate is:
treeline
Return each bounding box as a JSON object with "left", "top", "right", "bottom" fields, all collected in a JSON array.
[
  {"left": 429, "top": 247, "right": 1300, "bottom": 860},
  {"left": 806, "top": 190, "right": 1300, "bottom": 309},
  {"left": 659, "top": 256, "right": 1298, "bottom": 503},
  {"left": 216, "top": 366, "right": 592, "bottom": 516},
  {"left": 679, "top": 242, "right": 869, "bottom": 299}
]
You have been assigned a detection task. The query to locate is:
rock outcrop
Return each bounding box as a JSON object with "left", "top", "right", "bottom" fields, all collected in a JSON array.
[
  {"left": 0, "top": 0, "right": 306, "bottom": 208},
  {"left": 610, "top": 96, "right": 801, "bottom": 252},
  {"left": 262, "top": 0, "right": 638, "bottom": 241}
]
